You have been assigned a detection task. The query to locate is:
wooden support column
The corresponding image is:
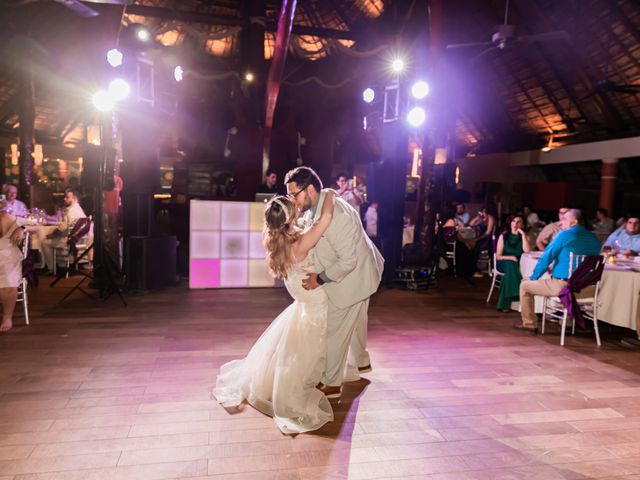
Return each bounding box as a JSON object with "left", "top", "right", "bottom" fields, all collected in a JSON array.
[
  {"left": 262, "top": 0, "right": 296, "bottom": 176},
  {"left": 17, "top": 60, "right": 35, "bottom": 207},
  {"left": 599, "top": 157, "right": 618, "bottom": 214}
]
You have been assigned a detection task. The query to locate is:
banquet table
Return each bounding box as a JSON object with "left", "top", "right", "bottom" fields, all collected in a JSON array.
[
  {"left": 517, "top": 252, "right": 640, "bottom": 333},
  {"left": 30, "top": 224, "right": 61, "bottom": 268}
]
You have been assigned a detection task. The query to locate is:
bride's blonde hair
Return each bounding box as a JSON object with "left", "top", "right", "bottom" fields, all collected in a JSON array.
[{"left": 263, "top": 196, "right": 300, "bottom": 279}]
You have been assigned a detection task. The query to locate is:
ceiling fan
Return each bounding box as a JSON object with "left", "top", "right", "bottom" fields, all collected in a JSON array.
[
  {"left": 53, "top": 0, "right": 132, "bottom": 17},
  {"left": 446, "top": 0, "right": 570, "bottom": 60},
  {"left": 8, "top": 0, "right": 132, "bottom": 18},
  {"left": 581, "top": 80, "right": 640, "bottom": 100}
]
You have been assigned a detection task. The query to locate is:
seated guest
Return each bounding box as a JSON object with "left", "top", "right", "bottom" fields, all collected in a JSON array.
[
  {"left": 523, "top": 205, "right": 544, "bottom": 230},
  {"left": 40, "top": 189, "right": 87, "bottom": 273},
  {"left": 495, "top": 215, "right": 531, "bottom": 312},
  {"left": 257, "top": 169, "right": 279, "bottom": 194},
  {"left": 469, "top": 203, "right": 497, "bottom": 277},
  {"left": 515, "top": 209, "right": 601, "bottom": 333},
  {"left": 1, "top": 185, "right": 28, "bottom": 217},
  {"left": 536, "top": 207, "right": 568, "bottom": 251},
  {"left": 0, "top": 200, "right": 25, "bottom": 332},
  {"left": 592, "top": 208, "right": 615, "bottom": 235},
  {"left": 440, "top": 208, "right": 474, "bottom": 277},
  {"left": 455, "top": 203, "right": 470, "bottom": 226},
  {"left": 603, "top": 214, "right": 640, "bottom": 256}
]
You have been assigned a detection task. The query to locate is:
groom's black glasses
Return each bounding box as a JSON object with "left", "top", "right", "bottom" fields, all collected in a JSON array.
[{"left": 288, "top": 185, "right": 307, "bottom": 198}]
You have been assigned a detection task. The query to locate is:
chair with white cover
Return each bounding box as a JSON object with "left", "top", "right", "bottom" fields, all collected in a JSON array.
[
  {"left": 541, "top": 253, "right": 605, "bottom": 346},
  {"left": 16, "top": 232, "right": 31, "bottom": 325},
  {"left": 486, "top": 252, "right": 504, "bottom": 303}
]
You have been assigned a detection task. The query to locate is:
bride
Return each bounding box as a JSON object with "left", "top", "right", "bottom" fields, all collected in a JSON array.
[{"left": 213, "top": 190, "right": 338, "bottom": 434}]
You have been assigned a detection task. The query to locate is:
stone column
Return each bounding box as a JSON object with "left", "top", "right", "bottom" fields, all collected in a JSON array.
[{"left": 599, "top": 158, "right": 618, "bottom": 214}]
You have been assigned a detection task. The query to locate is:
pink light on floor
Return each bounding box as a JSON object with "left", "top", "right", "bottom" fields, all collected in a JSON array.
[{"left": 190, "top": 259, "right": 220, "bottom": 288}]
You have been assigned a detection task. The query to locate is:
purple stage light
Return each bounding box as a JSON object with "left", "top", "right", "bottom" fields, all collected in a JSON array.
[
  {"left": 407, "top": 106, "right": 426, "bottom": 127},
  {"left": 362, "top": 88, "right": 375, "bottom": 103},
  {"left": 106, "top": 48, "right": 123, "bottom": 67},
  {"left": 174, "top": 66, "right": 184, "bottom": 82},
  {"left": 108, "top": 78, "right": 130, "bottom": 101}
]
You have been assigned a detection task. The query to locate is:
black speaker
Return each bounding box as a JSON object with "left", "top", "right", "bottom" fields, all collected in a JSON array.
[
  {"left": 126, "top": 236, "right": 177, "bottom": 291},
  {"left": 82, "top": 145, "right": 115, "bottom": 190}
]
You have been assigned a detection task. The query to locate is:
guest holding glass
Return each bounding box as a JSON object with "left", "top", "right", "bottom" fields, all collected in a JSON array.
[{"left": 495, "top": 215, "right": 531, "bottom": 312}]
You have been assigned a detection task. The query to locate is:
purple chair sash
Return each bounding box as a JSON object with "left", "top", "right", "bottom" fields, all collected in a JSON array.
[{"left": 558, "top": 255, "right": 605, "bottom": 328}]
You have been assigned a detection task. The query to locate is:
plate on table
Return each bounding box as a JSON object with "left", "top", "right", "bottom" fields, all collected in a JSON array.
[{"left": 605, "top": 264, "right": 633, "bottom": 271}]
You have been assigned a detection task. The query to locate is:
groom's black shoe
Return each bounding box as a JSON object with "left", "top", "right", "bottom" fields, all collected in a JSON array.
[
  {"left": 317, "top": 383, "right": 342, "bottom": 399},
  {"left": 358, "top": 364, "right": 372, "bottom": 374}
]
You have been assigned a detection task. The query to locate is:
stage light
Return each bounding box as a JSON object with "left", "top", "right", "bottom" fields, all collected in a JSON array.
[
  {"left": 136, "top": 26, "right": 151, "bottom": 42},
  {"left": 391, "top": 58, "right": 405, "bottom": 73},
  {"left": 411, "top": 80, "right": 430, "bottom": 99},
  {"left": 362, "top": 88, "right": 375, "bottom": 103},
  {"left": 174, "top": 65, "right": 184, "bottom": 82},
  {"left": 106, "top": 48, "right": 123, "bottom": 67},
  {"left": 407, "top": 106, "right": 426, "bottom": 127},
  {"left": 92, "top": 90, "right": 114, "bottom": 112},
  {"left": 108, "top": 78, "right": 130, "bottom": 101},
  {"left": 244, "top": 72, "right": 254, "bottom": 82}
]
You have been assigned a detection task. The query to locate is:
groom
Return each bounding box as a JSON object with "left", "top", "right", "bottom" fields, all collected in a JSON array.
[{"left": 285, "top": 167, "right": 384, "bottom": 398}]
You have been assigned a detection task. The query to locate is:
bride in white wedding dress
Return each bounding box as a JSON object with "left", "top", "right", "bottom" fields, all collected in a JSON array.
[{"left": 213, "top": 190, "right": 340, "bottom": 434}]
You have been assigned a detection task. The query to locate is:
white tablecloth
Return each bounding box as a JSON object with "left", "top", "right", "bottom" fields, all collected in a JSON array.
[{"left": 518, "top": 252, "right": 640, "bottom": 332}]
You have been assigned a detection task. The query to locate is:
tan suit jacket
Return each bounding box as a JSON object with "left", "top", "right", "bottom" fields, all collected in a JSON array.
[{"left": 303, "top": 190, "right": 384, "bottom": 309}]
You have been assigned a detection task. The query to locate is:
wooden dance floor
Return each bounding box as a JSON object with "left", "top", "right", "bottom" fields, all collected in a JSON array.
[{"left": 2, "top": 277, "right": 640, "bottom": 479}]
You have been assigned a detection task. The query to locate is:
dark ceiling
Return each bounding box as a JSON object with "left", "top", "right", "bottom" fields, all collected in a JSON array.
[{"left": 0, "top": 0, "right": 638, "bottom": 156}]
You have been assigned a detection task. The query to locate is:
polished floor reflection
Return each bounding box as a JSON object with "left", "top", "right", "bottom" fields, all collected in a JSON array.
[{"left": 1, "top": 277, "right": 640, "bottom": 479}]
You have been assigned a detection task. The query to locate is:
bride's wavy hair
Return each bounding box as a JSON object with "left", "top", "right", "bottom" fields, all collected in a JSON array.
[{"left": 263, "top": 196, "right": 300, "bottom": 279}]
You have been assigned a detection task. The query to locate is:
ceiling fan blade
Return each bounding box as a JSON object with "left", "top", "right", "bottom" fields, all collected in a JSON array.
[
  {"left": 610, "top": 85, "right": 640, "bottom": 94},
  {"left": 446, "top": 41, "right": 493, "bottom": 49},
  {"left": 471, "top": 45, "right": 495, "bottom": 62},
  {"left": 520, "top": 30, "right": 570, "bottom": 43},
  {"left": 53, "top": 0, "right": 99, "bottom": 17},
  {"left": 580, "top": 90, "right": 598, "bottom": 101}
]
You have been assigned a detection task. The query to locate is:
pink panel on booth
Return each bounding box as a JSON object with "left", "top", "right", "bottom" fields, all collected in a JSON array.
[
  {"left": 220, "top": 259, "right": 248, "bottom": 287},
  {"left": 189, "top": 259, "right": 220, "bottom": 288}
]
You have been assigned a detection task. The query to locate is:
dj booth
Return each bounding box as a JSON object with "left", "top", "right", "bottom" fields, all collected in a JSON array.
[{"left": 189, "top": 200, "right": 278, "bottom": 288}]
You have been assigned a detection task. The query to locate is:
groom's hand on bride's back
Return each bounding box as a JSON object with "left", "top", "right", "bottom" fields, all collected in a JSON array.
[{"left": 302, "top": 273, "right": 321, "bottom": 290}]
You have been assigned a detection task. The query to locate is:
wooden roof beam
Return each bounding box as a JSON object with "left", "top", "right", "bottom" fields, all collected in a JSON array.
[
  {"left": 605, "top": 0, "right": 640, "bottom": 46},
  {"left": 510, "top": 1, "right": 592, "bottom": 130},
  {"left": 524, "top": 0, "right": 624, "bottom": 130},
  {"left": 125, "top": 4, "right": 361, "bottom": 41}
]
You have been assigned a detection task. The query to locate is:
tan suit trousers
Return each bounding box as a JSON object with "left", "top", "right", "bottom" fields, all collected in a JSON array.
[{"left": 519, "top": 278, "right": 567, "bottom": 327}]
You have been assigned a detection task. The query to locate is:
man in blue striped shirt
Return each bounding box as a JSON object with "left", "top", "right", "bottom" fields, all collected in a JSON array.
[{"left": 516, "top": 209, "right": 601, "bottom": 333}]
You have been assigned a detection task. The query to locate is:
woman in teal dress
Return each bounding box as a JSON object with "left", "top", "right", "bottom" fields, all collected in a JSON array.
[{"left": 496, "top": 215, "right": 531, "bottom": 311}]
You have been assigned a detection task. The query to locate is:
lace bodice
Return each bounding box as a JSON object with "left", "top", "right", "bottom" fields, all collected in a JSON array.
[{"left": 284, "top": 250, "right": 327, "bottom": 306}]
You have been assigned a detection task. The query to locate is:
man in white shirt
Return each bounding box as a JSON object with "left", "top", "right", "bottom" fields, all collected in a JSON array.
[
  {"left": 455, "top": 203, "right": 470, "bottom": 226},
  {"left": 1, "top": 185, "right": 28, "bottom": 217},
  {"left": 40, "top": 189, "right": 87, "bottom": 273},
  {"left": 536, "top": 207, "right": 568, "bottom": 251},
  {"left": 364, "top": 201, "right": 379, "bottom": 248}
]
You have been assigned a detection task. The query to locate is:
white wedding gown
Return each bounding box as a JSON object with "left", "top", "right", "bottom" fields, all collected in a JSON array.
[{"left": 213, "top": 252, "right": 335, "bottom": 434}]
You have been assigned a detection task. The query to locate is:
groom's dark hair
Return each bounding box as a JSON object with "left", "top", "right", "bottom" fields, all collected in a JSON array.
[{"left": 284, "top": 167, "right": 323, "bottom": 193}]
